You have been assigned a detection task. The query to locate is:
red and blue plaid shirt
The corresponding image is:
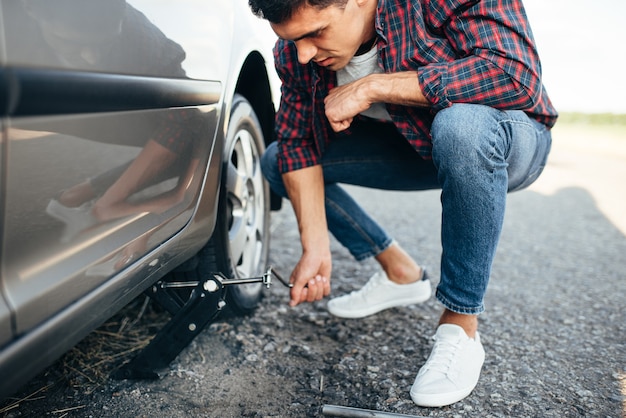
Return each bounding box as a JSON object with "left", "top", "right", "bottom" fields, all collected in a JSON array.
[{"left": 273, "top": 0, "right": 558, "bottom": 173}]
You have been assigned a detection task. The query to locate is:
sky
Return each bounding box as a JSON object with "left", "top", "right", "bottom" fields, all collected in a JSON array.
[{"left": 522, "top": 0, "right": 626, "bottom": 114}]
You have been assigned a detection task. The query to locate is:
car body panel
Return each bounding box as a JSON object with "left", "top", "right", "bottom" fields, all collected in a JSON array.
[
  {"left": 1, "top": 0, "right": 227, "bottom": 336},
  {"left": 0, "top": 0, "right": 278, "bottom": 398},
  {"left": 0, "top": 0, "right": 12, "bottom": 348},
  {"left": 3, "top": 104, "right": 218, "bottom": 334},
  {"left": 0, "top": 298, "right": 9, "bottom": 348}
]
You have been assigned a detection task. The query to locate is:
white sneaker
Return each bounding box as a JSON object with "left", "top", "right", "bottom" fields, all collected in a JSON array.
[
  {"left": 327, "top": 270, "right": 431, "bottom": 318},
  {"left": 46, "top": 199, "right": 98, "bottom": 243},
  {"left": 46, "top": 198, "right": 93, "bottom": 224},
  {"left": 410, "top": 324, "right": 485, "bottom": 407}
]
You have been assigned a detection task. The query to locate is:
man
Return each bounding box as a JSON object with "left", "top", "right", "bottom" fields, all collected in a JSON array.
[{"left": 249, "top": 0, "right": 556, "bottom": 407}]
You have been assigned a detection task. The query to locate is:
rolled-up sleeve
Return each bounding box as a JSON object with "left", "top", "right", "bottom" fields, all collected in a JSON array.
[
  {"left": 418, "top": 0, "right": 543, "bottom": 111},
  {"left": 274, "top": 41, "right": 321, "bottom": 173}
]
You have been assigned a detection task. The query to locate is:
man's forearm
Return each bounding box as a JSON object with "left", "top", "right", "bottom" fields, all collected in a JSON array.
[
  {"left": 365, "top": 71, "right": 430, "bottom": 107},
  {"left": 282, "top": 165, "right": 330, "bottom": 251}
]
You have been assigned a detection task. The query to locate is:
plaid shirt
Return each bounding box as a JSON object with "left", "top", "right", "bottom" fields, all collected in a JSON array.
[{"left": 274, "top": 0, "right": 558, "bottom": 173}]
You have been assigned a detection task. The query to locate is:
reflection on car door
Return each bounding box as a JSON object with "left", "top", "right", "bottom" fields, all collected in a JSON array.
[
  {"left": 0, "top": 118, "right": 12, "bottom": 347},
  {"left": 0, "top": 0, "right": 222, "bottom": 334}
]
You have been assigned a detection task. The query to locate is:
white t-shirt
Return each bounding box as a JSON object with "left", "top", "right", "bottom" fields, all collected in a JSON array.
[{"left": 336, "top": 45, "right": 392, "bottom": 121}]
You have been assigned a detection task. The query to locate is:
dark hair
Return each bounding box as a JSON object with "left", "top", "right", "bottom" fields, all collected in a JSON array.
[{"left": 249, "top": 0, "right": 348, "bottom": 24}]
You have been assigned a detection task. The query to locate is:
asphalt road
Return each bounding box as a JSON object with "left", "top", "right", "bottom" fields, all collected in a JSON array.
[{"left": 1, "top": 122, "right": 624, "bottom": 417}]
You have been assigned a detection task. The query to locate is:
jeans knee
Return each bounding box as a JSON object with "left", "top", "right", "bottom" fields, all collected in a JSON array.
[
  {"left": 433, "top": 104, "right": 494, "bottom": 148},
  {"left": 431, "top": 104, "right": 505, "bottom": 173}
]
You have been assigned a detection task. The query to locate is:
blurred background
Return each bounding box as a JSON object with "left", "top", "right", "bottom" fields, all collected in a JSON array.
[
  {"left": 523, "top": 0, "right": 626, "bottom": 236},
  {"left": 524, "top": 0, "right": 625, "bottom": 115}
]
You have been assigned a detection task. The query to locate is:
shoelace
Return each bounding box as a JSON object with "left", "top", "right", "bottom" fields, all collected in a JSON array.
[
  {"left": 424, "top": 336, "right": 462, "bottom": 375},
  {"left": 346, "top": 272, "right": 385, "bottom": 298}
]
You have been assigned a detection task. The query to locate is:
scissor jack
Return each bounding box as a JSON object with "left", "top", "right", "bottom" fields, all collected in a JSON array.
[{"left": 112, "top": 267, "right": 291, "bottom": 380}]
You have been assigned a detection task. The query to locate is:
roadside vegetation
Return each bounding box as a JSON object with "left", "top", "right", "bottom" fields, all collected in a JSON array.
[{"left": 558, "top": 112, "right": 626, "bottom": 128}]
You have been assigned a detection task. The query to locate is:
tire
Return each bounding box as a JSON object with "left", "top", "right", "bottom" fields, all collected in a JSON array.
[
  {"left": 209, "top": 94, "right": 270, "bottom": 313},
  {"left": 164, "top": 94, "right": 270, "bottom": 315}
]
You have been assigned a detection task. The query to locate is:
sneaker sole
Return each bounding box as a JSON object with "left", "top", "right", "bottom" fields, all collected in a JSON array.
[
  {"left": 327, "top": 287, "right": 431, "bottom": 319},
  {"left": 410, "top": 385, "right": 476, "bottom": 407}
]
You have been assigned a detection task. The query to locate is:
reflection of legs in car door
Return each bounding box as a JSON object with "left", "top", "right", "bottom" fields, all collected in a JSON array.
[
  {"left": 91, "top": 139, "right": 180, "bottom": 221},
  {"left": 57, "top": 161, "right": 133, "bottom": 207},
  {"left": 47, "top": 139, "right": 185, "bottom": 240}
]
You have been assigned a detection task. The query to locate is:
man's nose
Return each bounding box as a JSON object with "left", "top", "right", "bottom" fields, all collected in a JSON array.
[{"left": 294, "top": 39, "right": 317, "bottom": 64}]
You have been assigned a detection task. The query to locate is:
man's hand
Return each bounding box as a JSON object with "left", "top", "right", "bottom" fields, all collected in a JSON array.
[
  {"left": 289, "top": 250, "right": 332, "bottom": 307},
  {"left": 324, "top": 72, "right": 430, "bottom": 132},
  {"left": 324, "top": 78, "right": 371, "bottom": 132}
]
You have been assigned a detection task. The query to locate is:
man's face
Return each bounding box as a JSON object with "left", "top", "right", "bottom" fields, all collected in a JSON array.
[{"left": 270, "top": 0, "right": 372, "bottom": 71}]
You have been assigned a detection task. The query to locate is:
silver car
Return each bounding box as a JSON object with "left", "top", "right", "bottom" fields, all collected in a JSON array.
[{"left": 0, "top": 0, "right": 279, "bottom": 397}]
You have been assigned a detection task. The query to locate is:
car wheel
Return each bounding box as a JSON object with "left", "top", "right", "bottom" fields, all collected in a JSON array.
[
  {"left": 212, "top": 94, "right": 270, "bottom": 313},
  {"left": 164, "top": 94, "right": 270, "bottom": 315}
]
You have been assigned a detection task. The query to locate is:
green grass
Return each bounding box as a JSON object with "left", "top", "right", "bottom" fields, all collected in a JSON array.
[
  {"left": 555, "top": 112, "right": 626, "bottom": 139},
  {"left": 558, "top": 112, "right": 626, "bottom": 126}
]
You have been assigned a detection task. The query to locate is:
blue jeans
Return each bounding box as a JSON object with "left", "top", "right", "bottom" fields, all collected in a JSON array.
[{"left": 261, "top": 104, "right": 552, "bottom": 315}]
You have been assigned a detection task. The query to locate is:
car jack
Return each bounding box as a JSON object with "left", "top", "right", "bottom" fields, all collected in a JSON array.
[{"left": 111, "top": 267, "right": 291, "bottom": 380}]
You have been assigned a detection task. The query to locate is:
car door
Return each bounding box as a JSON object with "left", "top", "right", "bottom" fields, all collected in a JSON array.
[
  {"left": 0, "top": 1, "right": 15, "bottom": 348},
  {"left": 0, "top": 0, "right": 231, "bottom": 335},
  {"left": 0, "top": 117, "right": 12, "bottom": 347}
]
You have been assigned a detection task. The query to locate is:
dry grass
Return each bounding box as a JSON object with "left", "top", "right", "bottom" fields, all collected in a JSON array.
[
  {"left": 0, "top": 296, "right": 169, "bottom": 414},
  {"left": 59, "top": 296, "right": 169, "bottom": 391}
]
